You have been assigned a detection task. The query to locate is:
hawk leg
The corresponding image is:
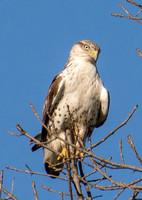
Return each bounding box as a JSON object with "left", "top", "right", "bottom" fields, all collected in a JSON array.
[{"left": 57, "top": 147, "right": 69, "bottom": 161}]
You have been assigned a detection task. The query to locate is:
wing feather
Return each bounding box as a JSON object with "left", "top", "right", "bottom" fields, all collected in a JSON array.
[
  {"left": 96, "top": 88, "right": 110, "bottom": 127},
  {"left": 30, "top": 73, "right": 65, "bottom": 150},
  {"left": 42, "top": 73, "right": 65, "bottom": 141}
]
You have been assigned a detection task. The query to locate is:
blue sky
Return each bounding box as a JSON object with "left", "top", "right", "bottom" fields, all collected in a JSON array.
[{"left": 0, "top": 0, "right": 142, "bottom": 199}]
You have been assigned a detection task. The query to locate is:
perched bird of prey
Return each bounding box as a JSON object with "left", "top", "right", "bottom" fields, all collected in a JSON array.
[{"left": 30, "top": 40, "right": 110, "bottom": 176}]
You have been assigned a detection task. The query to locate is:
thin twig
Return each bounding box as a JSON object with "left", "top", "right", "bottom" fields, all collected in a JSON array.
[
  {"left": 8, "top": 126, "right": 59, "bottom": 156},
  {"left": 61, "top": 192, "right": 64, "bottom": 200},
  {"left": 129, "top": 190, "right": 139, "bottom": 200},
  {"left": 90, "top": 158, "right": 124, "bottom": 188},
  {"left": 41, "top": 185, "right": 78, "bottom": 197},
  {"left": 90, "top": 158, "right": 142, "bottom": 191},
  {"left": 25, "top": 164, "right": 33, "bottom": 177},
  {"left": 32, "top": 181, "right": 39, "bottom": 200},
  {"left": 66, "top": 129, "right": 84, "bottom": 199},
  {"left": 93, "top": 156, "right": 142, "bottom": 172},
  {"left": 127, "top": 134, "right": 142, "bottom": 165},
  {"left": 136, "top": 48, "right": 142, "bottom": 58},
  {"left": 136, "top": 8, "right": 142, "bottom": 17},
  {"left": 89, "top": 105, "right": 138, "bottom": 150},
  {"left": 66, "top": 161, "right": 73, "bottom": 200},
  {"left": 77, "top": 174, "right": 120, "bottom": 191},
  {"left": 119, "top": 139, "right": 125, "bottom": 164},
  {"left": 127, "top": 0, "right": 142, "bottom": 9},
  {"left": 119, "top": 3, "right": 133, "bottom": 17},
  {"left": 65, "top": 130, "right": 73, "bottom": 200},
  {"left": 111, "top": 13, "right": 142, "bottom": 20},
  {"left": 79, "top": 161, "right": 92, "bottom": 199},
  {"left": 0, "top": 170, "right": 4, "bottom": 199},
  {"left": 0, "top": 170, "right": 17, "bottom": 200},
  {"left": 127, "top": 177, "right": 142, "bottom": 187},
  {"left": 6, "top": 166, "right": 68, "bottom": 181},
  {"left": 113, "top": 189, "right": 125, "bottom": 200},
  {"left": 111, "top": 2, "right": 142, "bottom": 24},
  {"left": 11, "top": 177, "right": 15, "bottom": 197},
  {"left": 1, "top": 187, "right": 18, "bottom": 200}
]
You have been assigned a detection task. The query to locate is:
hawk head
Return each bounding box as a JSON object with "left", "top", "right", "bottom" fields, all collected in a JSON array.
[{"left": 69, "top": 40, "right": 101, "bottom": 63}]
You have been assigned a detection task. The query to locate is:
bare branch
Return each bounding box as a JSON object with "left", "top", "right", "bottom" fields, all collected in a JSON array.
[
  {"left": 136, "top": 9, "right": 142, "bottom": 17},
  {"left": 111, "top": 2, "right": 142, "bottom": 24},
  {"left": 127, "top": 0, "right": 142, "bottom": 9},
  {"left": 111, "top": 13, "right": 142, "bottom": 21},
  {"left": 7, "top": 102, "right": 142, "bottom": 199},
  {"left": 119, "top": 139, "right": 125, "bottom": 164},
  {"left": 90, "top": 158, "right": 125, "bottom": 188},
  {"left": 8, "top": 124, "right": 60, "bottom": 155},
  {"left": 11, "top": 177, "right": 15, "bottom": 197},
  {"left": 32, "top": 181, "right": 39, "bottom": 200},
  {"left": 127, "top": 177, "right": 142, "bottom": 187},
  {"left": 92, "top": 155, "right": 142, "bottom": 172},
  {"left": 89, "top": 105, "right": 138, "bottom": 150},
  {"left": 1, "top": 187, "right": 17, "bottom": 200},
  {"left": 79, "top": 161, "right": 92, "bottom": 199},
  {"left": 0, "top": 170, "right": 4, "bottom": 199},
  {"left": 136, "top": 48, "right": 142, "bottom": 58},
  {"left": 41, "top": 185, "right": 78, "bottom": 197},
  {"left": 119, "top": 3, "right": 133, "bottom": 17},
  {"left": 65, "top": 130, "right": 73, "bottom": 200},
  {"left": 66, "top": 160, "right": 73, "bottom": 200},
  {"left": 129, "top": 190, "right": 139, "bottom": 200},
  {"left": 127, "top": 134, "right": 142, "bottom": 165},
  {"left": 66, "top": 129, "right": 84, "bottom": 199},
  {"left": 113, "top": 189, "right": 125, "bottom": 200},
  {"left": 0, "top": 171, "right": 17, "bottom": 200},
  {"left": 61, "top": 192, "right": 64, "bottom": 200},
  {"left": 6, "top": 166, "right": 68, "bottom": 181}
]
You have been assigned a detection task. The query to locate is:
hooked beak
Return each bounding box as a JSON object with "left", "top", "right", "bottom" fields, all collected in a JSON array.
[{"left": 84, "top": 50, "right": 99, "bottom": 61}]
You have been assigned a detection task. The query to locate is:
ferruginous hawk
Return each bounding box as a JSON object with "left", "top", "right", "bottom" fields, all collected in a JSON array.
[{"left": 30, "top": 40, "right": 110, "bottom": 176}]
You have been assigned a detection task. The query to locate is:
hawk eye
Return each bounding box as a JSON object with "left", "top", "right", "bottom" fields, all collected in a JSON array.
[{"left": 83, "top": 44, "right": 90, "bottom": 51}]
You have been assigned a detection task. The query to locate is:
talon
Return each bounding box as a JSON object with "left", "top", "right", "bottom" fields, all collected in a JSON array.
[
  {"left": 57, "top": 148, "right": 68, "bottom": 160},
  {"left": 76, "top": 150, "right": 84, "bottom": 159}
]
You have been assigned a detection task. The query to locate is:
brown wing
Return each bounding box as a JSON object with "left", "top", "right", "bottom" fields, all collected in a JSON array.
[
  {"left": 30, "top": 73, "right": 65, "bottom": 151},
  {"left": 41, "top": 73, "right": 65, "bottom": 142}
]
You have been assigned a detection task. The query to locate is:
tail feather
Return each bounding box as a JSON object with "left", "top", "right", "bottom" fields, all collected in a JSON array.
[
  {"left": 45, "top": 163, "right": 61, "bottom": 177},
  {"left": 30, "top": 132, "right": 64, "bottom": 177},
  {"left": 31, "top": 144, "right": 41, "bottom": 152},
  {"left": 29, "top": 132, "right": 42, "bottom": 152}
]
